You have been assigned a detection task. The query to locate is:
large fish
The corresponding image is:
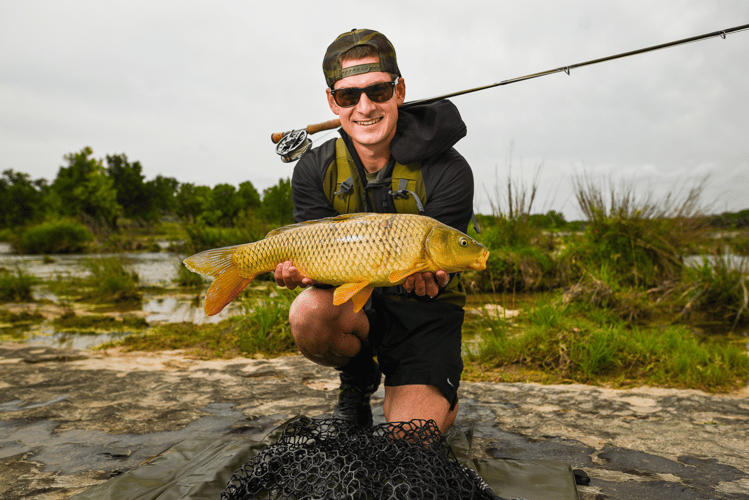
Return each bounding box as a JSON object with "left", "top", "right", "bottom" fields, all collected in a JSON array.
[{"left": 183, "top": 213, "right": 489, "bottom": 315}]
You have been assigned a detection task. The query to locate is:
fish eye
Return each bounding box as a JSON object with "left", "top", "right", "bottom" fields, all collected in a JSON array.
[{"left": 459, "top": 237, "right": 468, "bottom": 247}]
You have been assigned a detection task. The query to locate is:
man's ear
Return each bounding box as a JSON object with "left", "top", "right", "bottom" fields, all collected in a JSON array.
[
  {"left": 326, "top": 88, "right": 340, "bottom": 115},
  {"left": 395, "top": 77, "right": 406, "bottom": 106}
]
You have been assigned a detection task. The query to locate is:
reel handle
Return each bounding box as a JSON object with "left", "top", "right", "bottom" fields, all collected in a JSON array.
[{"left": 271, "top": 118, "right": 341, "bottom": 144}]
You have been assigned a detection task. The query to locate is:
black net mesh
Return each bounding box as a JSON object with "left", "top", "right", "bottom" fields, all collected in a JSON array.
[{"left": 221, "top": 417, "right": 507, "bottom": 500}]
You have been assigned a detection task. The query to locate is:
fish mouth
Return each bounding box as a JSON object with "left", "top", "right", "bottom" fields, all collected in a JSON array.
[{"left": 470, "top": 249, "right": 490, "bottom": 270}]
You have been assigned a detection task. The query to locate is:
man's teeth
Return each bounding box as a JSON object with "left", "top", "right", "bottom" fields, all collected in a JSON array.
[{"left": 356, "top": 118, "right": 381, "bottom": 126}]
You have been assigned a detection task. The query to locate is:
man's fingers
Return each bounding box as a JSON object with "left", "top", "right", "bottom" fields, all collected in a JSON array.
[{"left": 436, "top": 270, "right": 450, "bottom": 288}]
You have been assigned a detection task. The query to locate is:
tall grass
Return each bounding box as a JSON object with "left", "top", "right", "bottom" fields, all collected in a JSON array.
[
  {"left": 468, "top": 159, "right": 556, "bottom": 293},
  {"left": 681, "top": 255, "right": 748, "bottom": 329},
  {"left": 82, "top": 257, "right": 141, "bottom": 302},
  {"left": 0, "top": 268, "right": 37, "bottom": 302},
  {"left": 565, "top": 173, "right": 709, "bottom": 288}
]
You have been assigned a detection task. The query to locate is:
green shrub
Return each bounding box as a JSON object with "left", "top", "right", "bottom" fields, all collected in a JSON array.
[
  {"left": 466, "top": 243, "right": 555, "bottom": 294},
  {"left": 561, "top": 214, "right": 683, "bottom": 288},
  {"left": 0, "top": 268, "right": 37, "bottom": 302},
  {"left": 13, "top": 218, "right": 93, "bottom": 254}
]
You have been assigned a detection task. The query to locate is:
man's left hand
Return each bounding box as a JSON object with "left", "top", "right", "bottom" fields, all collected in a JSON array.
[{"left": 402, "top": 270, "right": 450, "bottom": 298}]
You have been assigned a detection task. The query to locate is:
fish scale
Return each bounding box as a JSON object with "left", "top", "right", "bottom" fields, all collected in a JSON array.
[{"left": 184, "top": 213, "right": 489, "bottom": 315}]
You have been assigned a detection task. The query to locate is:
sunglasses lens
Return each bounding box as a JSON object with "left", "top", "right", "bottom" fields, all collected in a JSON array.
[
  {"left": 333, "top": 81, "right": 396, "bottom": 108},
  {"left": 366, "top": 82, "right": 395, "bottom": 103},
  {"left": 334, "top": 88, "right": 361, "bottom": 107}
]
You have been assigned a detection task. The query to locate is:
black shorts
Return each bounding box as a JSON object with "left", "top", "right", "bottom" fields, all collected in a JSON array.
[{"left": 365, "top": 291, "right": 465, "bottom": 411}]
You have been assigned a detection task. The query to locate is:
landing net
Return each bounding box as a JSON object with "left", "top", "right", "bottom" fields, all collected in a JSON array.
[{"left": 221, "top": 417, "right": 506, "bottom": 500}]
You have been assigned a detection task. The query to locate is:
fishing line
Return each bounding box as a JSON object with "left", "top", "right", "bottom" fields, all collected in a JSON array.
[{"left": 272, "top": 22, "right": 749, "bottom": 162}]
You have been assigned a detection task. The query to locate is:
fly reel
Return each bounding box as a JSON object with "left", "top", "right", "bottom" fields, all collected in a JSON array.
[{"left": 275, "top": 129, "right": 312, "bottom": 163}]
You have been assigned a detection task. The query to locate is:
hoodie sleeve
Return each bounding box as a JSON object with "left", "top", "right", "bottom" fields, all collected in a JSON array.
[
  {"left": 421, "top": 149, "right": 474, "bottom": 234},
  {"left": 291, "top": 139, "right": 339, "bottom": 223}
]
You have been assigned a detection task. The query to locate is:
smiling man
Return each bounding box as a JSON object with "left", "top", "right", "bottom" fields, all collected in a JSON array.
[{"left": 274, "top": 29, "right": 475, "bottom": 434}]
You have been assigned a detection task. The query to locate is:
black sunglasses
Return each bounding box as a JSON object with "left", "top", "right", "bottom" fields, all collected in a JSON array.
[{"left": 331, "top": 78, "right": 399, "bottom": 108}]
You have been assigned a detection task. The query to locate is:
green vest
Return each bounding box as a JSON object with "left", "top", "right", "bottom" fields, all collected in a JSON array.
[{"left": 321, "top": 138, "right": 466, "bottom": 307}]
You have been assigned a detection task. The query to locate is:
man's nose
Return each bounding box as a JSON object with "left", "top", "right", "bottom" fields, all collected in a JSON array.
[{"left": 355, "top": 92, "right": 377, "bottom": 112}]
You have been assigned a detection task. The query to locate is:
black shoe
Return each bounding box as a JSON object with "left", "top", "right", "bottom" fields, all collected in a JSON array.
[{"left": 332, "top": 362, "right": 381, "bottom": 428}]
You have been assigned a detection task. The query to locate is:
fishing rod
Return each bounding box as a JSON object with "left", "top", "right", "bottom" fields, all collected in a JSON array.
[{"left": 272, "top": 22, "right": 749, "bottom": 162}]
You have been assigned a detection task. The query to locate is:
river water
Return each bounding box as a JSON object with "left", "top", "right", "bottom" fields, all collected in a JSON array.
[{"left": 0, "top": 242, "right": 244, "bottom": 349}]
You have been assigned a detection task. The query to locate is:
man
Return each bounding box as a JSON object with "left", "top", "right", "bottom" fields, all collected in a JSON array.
[{"left": 274, "top": 29, "right": 474, "bottom": 434}]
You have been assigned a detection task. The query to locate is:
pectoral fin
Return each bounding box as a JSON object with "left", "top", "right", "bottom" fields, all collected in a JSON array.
[
  {"left": 388, "top": 262, "right": 430, "bottom": 284},
  {"left": 333, "top": 282, "right": 374, "bottom": 313}
]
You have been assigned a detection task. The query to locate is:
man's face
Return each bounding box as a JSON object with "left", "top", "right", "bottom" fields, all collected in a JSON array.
[{"left": 326, "top": 56, "right": 405, "bottom": 155}]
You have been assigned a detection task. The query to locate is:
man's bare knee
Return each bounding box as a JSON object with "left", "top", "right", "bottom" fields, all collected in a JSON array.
[{"left": 288, "top": 287, "right": 369, "bottom": 366}]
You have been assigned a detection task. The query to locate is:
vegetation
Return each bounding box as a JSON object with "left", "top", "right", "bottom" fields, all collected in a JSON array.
[
  {"left": 0, "top": 268, "right": 37, "bottom": 302},
  {"left": 1, "top": 147, "right": 294, "bottom": 254},
  {"left": 2, "top": 146, "right": 748, "bottom": 392},
  {"left": 104, "top": 287, "right": 298, "bottom": 358},
  {"left": 82, "top": 257, "right": 141, "bottom": 302},
  {"left": 464, "top": 293, "right": 749, "bottom": 392},
  {"left": 12, "top": 217, "right": 93, "bottom": 254}
]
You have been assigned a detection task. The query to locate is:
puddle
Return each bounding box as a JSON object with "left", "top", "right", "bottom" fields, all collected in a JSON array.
[
  {"left": 2, "top": 323, "right": 134, "bottom": 350},
  {"left": 142, "top": 292, "right": 242, "bottom": 325}
]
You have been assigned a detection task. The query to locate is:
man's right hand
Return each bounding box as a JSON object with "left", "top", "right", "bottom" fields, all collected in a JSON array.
[{"left": 274, "top": 261, "right": 316, "bottom": 290}]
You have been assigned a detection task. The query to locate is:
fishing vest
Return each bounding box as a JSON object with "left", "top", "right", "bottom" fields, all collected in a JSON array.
[
  {"left": 322, "top": 138, "right": 426, "bottom": 216},
  {"left": 321, "top": 138, "right": 466, "bottom": 307}
]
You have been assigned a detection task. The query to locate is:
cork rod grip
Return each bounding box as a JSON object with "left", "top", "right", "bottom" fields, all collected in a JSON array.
[{"left": 271, "top": 118, "right": 342, "bottom": 144}]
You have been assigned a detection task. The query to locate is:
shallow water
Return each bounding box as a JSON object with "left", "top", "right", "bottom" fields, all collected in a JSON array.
[{"left": 0, "top": 244, "right": 249, "bottom": 348}]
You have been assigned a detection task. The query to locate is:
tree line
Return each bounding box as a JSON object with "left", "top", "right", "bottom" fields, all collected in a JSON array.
[{"left": 0, "top": 147, "right": 293, "bottom": 230}]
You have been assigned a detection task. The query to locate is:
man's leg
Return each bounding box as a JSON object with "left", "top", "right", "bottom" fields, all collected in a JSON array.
[
  {"left": 289, "top": 287, "right": 369, "bottom": 367},
  {"left": 289, "top": 287, "right": 381, "bottom": 428},
  {"left": 383, "top": 384, "right": 459, "bottom": 434}
]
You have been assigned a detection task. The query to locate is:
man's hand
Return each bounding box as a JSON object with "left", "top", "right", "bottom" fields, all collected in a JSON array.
[
  {"left": 274, "top": 261, "right": 316, "bottom": 290},
  {"left": 402, "top": 270, "right": 450, "bottom": 298}
]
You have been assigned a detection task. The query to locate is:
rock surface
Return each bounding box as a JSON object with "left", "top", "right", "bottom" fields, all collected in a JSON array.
[{"left": 1, "top": 343, "right": 748, "bottom": 499}]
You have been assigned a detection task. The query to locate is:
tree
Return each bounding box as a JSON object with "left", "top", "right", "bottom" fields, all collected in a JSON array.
[
  {"left": 52, "top": 147, "right": 122, "bottom": 228},
  {"left": 147, "top": 175, "right": 179, "bottom": 217},
  {"left": 106, "top": 153, "right": 153, "bottom": 220},
  {"left": 176, "top": 183, "right": 212, "bottom": 221},
  {"left": 0, "top": 170, "right": 48, "bottom": 228},
  {"left": 261, "top": 178, "right": 294, "bottom": 225}
]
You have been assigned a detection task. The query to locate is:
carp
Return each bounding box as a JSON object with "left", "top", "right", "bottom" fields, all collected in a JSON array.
[{"left": 183, "top": 213, "right": 489, "bottom": 315}]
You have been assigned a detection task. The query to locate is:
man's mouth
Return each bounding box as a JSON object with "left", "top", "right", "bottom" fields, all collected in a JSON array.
[{"left": 354, "top": 117, "right": 382, "bottom": 126}]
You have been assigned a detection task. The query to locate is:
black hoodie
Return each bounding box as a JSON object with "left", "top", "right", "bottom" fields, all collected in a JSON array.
[{"left": 291, "top": 99, "right": 474, "bottom": 233}]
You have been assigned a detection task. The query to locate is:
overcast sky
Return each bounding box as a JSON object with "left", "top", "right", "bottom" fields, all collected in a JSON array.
[{"left": 2, "top": 1, "right": 747, "bottom": 219}]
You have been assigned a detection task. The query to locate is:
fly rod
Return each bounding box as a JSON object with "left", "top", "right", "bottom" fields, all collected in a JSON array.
[{"left": 272, "top": 22, "right": 749, "bottom": 162}]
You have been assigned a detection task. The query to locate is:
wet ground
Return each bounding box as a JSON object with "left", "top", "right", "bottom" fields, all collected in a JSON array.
[{"left": 1, "top": 344, "right": 748, "bottom": 500}]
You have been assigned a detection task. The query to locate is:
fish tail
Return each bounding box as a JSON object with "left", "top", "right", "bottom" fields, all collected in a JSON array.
[{"left": 183, "top": 245, "right": 253, "bottom": 316}]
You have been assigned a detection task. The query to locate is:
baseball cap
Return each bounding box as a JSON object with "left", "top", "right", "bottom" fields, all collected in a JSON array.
[{"left": 323, "top": 29, "right": 401, "bottom": 88}]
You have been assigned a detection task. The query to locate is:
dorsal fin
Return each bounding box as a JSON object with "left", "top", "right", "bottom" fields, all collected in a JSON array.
[{"left": 264, "top": 213, "right": 370, "bottom": 238}]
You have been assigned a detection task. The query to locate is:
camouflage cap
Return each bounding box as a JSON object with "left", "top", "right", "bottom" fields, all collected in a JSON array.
[{"left": 323, "top": 29, "right": 401, "bottom": 88}]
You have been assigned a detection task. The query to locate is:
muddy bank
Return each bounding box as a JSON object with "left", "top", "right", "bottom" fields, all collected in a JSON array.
[{"left": 1, "top": 343, "right": 748, "bottom": 500}]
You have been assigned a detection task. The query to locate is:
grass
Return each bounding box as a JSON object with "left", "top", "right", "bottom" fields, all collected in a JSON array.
[
  {"left": 681, "top": 254, "right": 748, "bottom": 329},
  {"left": 102, "top": 286, "right": 299, "bottom": 358},
  {"left": 463, "top": 293, "right": 749, "bottom": 392},
  {"left": 0, "top": 268, "right": 37, "bottom": 302},
  {"left": 81, "top": 257, "right": 141, "bottom": 302}
]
